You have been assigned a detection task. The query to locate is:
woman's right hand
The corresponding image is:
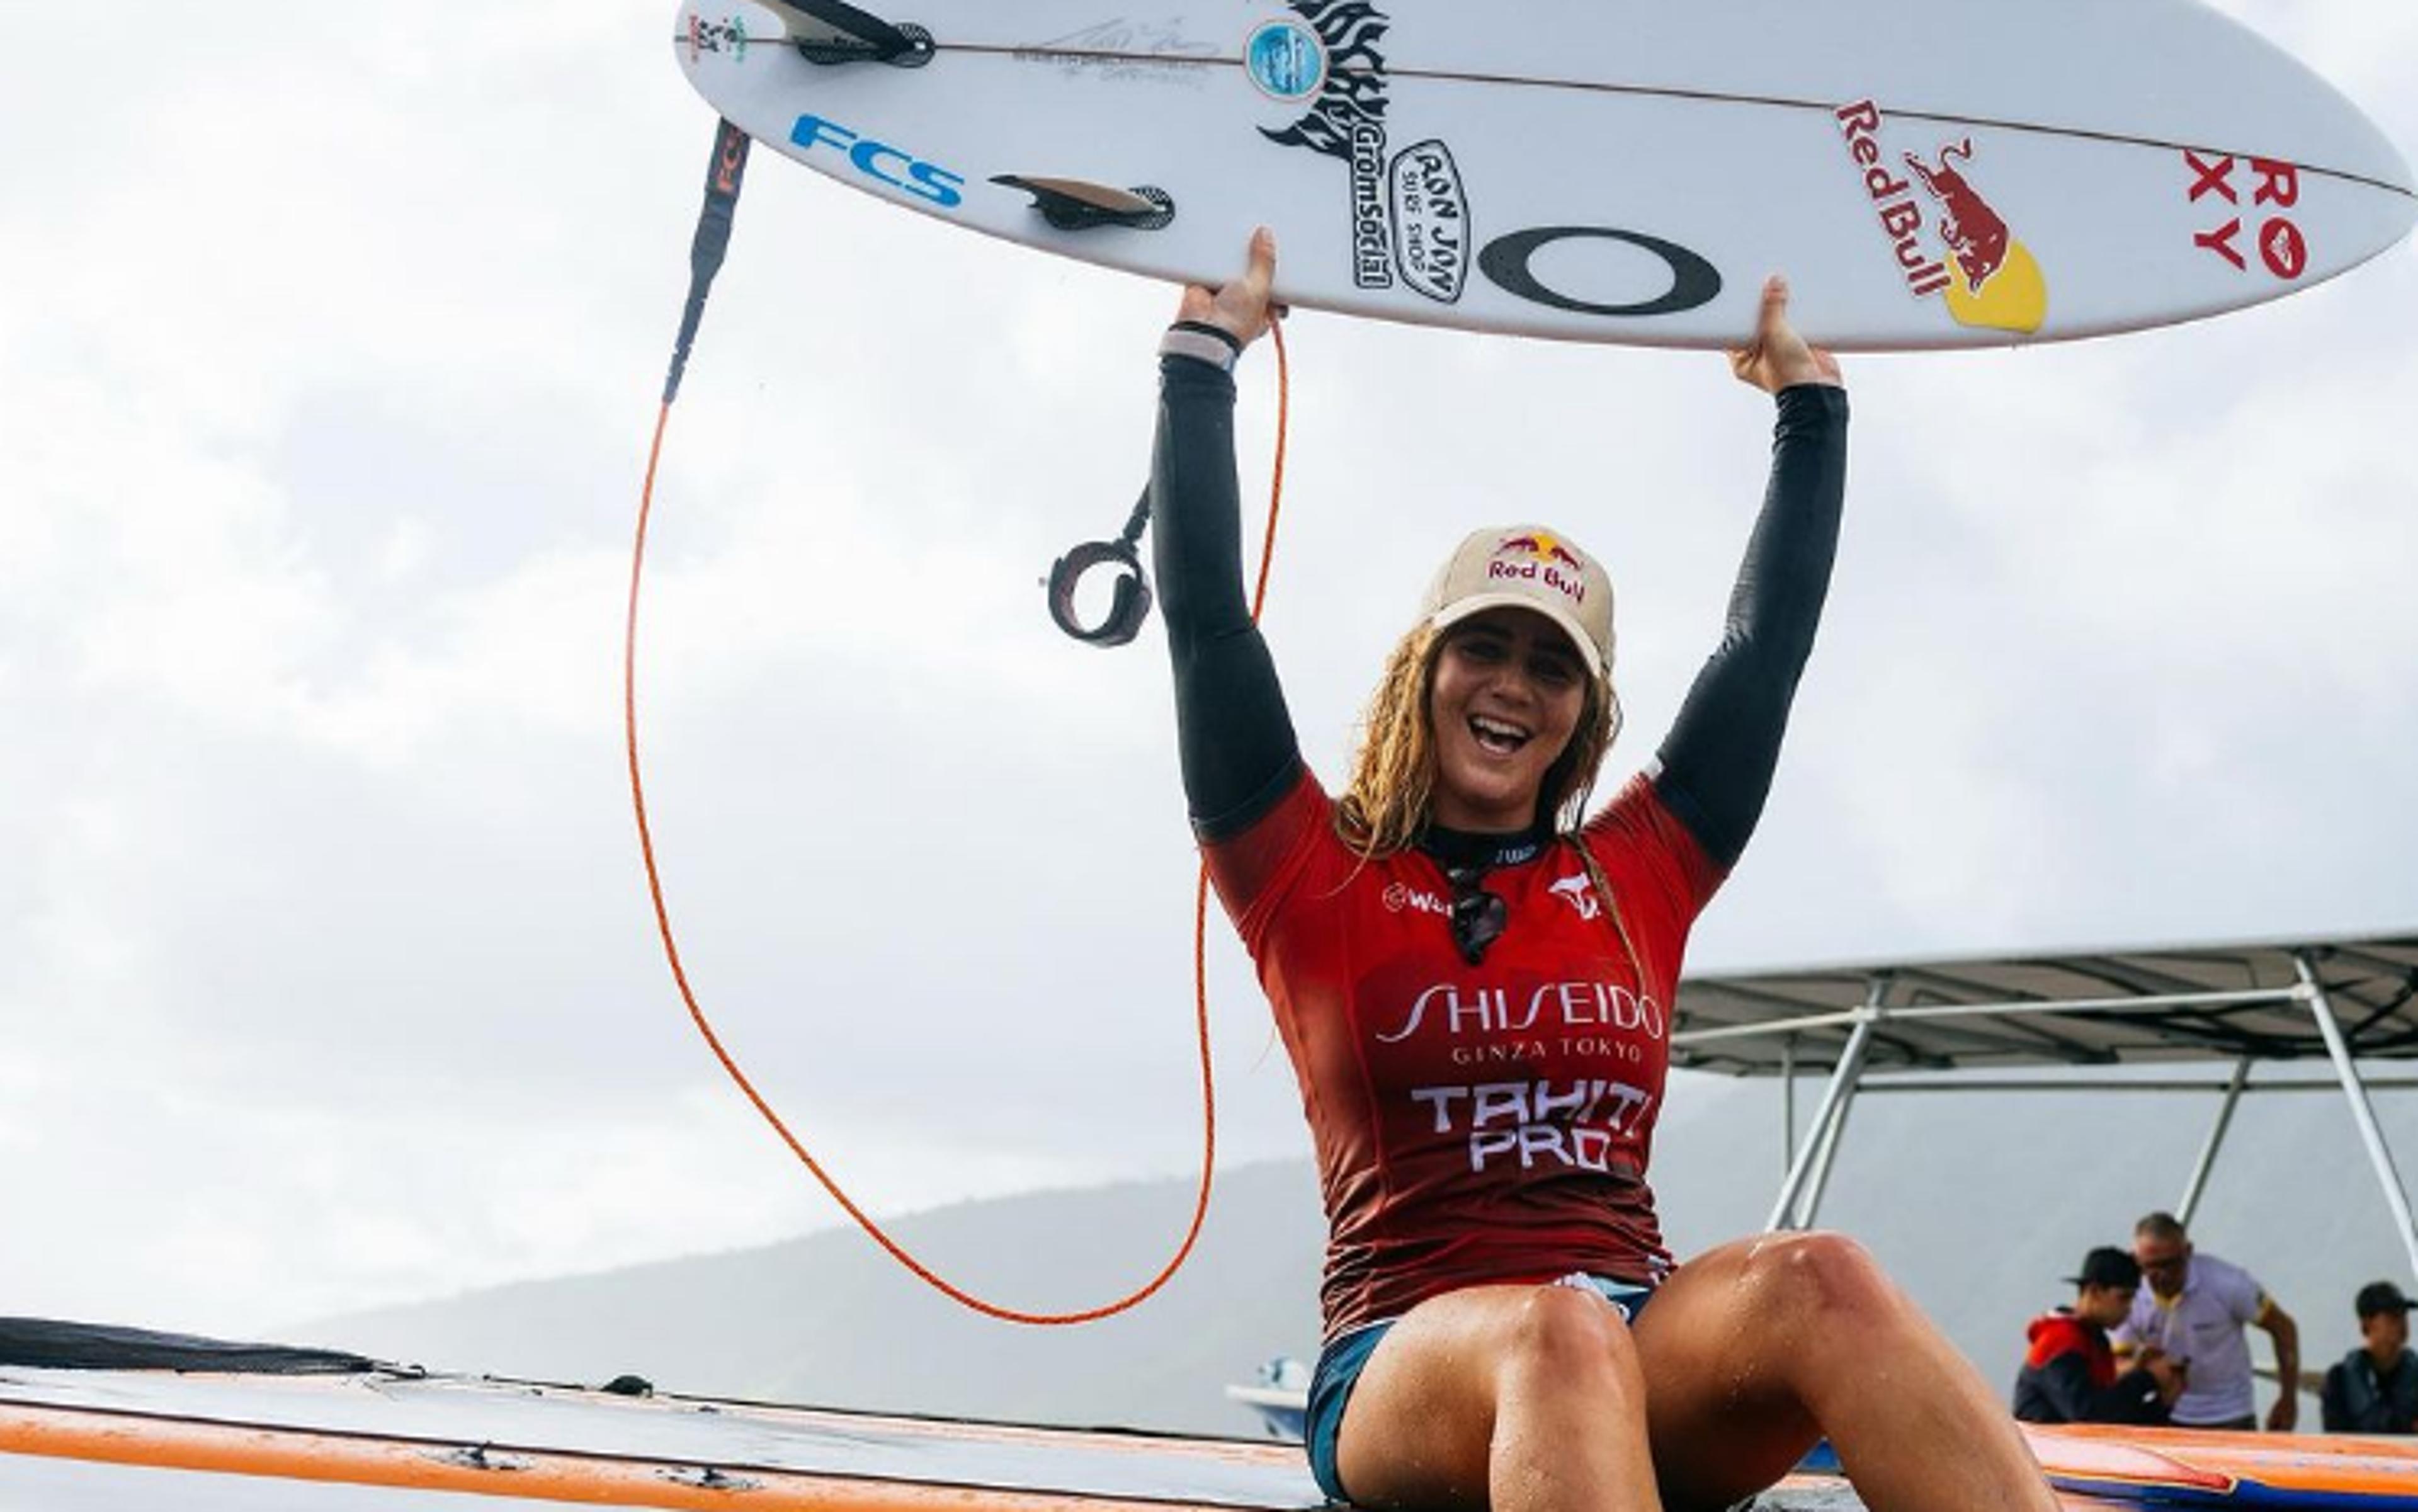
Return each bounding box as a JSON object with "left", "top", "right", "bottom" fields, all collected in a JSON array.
[
  {"left": 1729, "top": 275, "right": 1844, "bottom": 393},
  {"left": 1176, "top": 227, "right": 1281, "bottom": 350}
]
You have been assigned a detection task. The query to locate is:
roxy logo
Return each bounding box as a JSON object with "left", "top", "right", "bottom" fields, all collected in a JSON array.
[
  {"left": 2185, "top": 151, "right": 2308, "bottom": 280},
  {"left": 1373, "top": 981, "right": 1666, "bottom": 1044}
]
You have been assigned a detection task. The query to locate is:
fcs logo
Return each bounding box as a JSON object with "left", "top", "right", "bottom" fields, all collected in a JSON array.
[
  {"left": 1548, "top": 874, "right": 1601, "bottom": 921},
  {"left": 789, "top": 115, "right": 965, "bottom": 208}
]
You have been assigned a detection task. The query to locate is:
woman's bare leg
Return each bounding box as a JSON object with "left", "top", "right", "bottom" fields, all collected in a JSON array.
[
  {"left": 1334, "top": 1282, "right": 1660, "bottom": 1512},
  {"left": 1329, "top": 1235, "right": 2054, "bottom": 1512},
  {"left": 1633, "top": 1231, "right": 2058, "bottom": 1512}
]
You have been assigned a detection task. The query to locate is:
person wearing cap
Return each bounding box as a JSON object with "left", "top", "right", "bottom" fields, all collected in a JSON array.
[
  {"left": 2014, "top": 1247, "right": 2182, "bottom": 1424},
  {"left": 2320, "top": 1282, "right": 2418, "bottom": 1433},
  {"left": 2118, "top": 1212, "right": 2301, "bottom": 1431},
  {"left": 1149, "top": 228, "right": 2056, "bottom": 1512}
]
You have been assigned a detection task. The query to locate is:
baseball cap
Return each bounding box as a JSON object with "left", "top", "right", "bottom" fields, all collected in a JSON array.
[
  {"left": 2356, "top": 1281, "right": 2415, "bottom": 1319},
  {"left": 2066, "top": 1247, "right": 2142, "bottom": 1290},
  {"left": 1422, "top": 526, "right": 1616, "bottom": 685}
]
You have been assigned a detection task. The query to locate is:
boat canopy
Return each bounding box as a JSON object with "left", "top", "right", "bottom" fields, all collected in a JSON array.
[{"left": 1667, "top": 931, "right": 2418, "bottom": 1272}]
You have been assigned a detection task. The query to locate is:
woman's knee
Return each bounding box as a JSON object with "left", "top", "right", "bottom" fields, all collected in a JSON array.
[
  {"left": 1497, "top": 1282, "right": 1640, "bottom": 1392},
  {"left": 1737, "top": 1230, "right": 1904, "bottom": 1338}
]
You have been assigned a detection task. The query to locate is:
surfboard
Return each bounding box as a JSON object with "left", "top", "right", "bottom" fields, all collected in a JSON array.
[
  {"left": 10, "top": 1319, "right": 2418, "bottom": 1512},
  {"left": 670, "top": 0, "right": 2416, "bottom": 350},
  {"left": 0, "top": 1358, "right": 1858, "bottom": 1511},
  {"left": 2031, "top": 1424, "right": 2418, "bottom": 1509}
]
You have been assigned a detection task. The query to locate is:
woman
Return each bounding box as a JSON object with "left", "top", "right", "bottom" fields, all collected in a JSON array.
[{"left": 1151, "top": 230, "right": 2055, "bottom": 1512}]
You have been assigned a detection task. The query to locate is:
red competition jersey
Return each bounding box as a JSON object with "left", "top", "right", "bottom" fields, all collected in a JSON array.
[{"left": 1207, "top": 770, "right": 1724, "bottom": 1342}]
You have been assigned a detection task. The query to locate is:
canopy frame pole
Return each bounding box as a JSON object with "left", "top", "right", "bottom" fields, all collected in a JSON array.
[
  {"left": 2176, "top": 1057, "right": 2252, "bottom": 1225},
  {"left": 2296, "top": 952, "right": 2418, "bottom": 1280},
  {"left": 1766, "top": 977, "right": 1885, "bottom": 1232},
  {"left": 1795, "top": 1071, "right": 1858, "bottom": 1231},
  {"left": 1781, "top": 1035, "right": 1798, "bottom": 1176}
]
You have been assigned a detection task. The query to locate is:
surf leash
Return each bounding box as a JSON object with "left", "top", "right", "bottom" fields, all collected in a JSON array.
[
  {"left": 1050, "top": 317, "right": 1288, "bottom": 647},
  {"left": 627, "top": 118, "right": 1290, "bottom": 1324}
]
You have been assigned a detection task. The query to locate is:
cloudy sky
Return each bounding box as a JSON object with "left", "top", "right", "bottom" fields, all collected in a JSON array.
[{"left": 2, "top": 0, "right": 2414, "bottom": 1341}]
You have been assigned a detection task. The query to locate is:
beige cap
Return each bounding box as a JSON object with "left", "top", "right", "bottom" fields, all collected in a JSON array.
[{"left": 1421, "top": 525, "right": 1616, "bottom": 683}]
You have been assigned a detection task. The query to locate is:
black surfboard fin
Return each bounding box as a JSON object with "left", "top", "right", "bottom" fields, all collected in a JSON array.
[
  {"left": 758, "top": 0, "right": 933, "bottom": 65},
  {"left": 992, "top": 177, "right": 1176, "bottom": 232}
]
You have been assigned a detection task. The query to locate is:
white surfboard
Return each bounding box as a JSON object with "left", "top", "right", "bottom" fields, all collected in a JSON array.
[{"left": 673, "top": 0, "right": 2417, "bottom": 350}]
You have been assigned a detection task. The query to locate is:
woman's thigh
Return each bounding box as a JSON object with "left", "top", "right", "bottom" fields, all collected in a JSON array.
[
  {"left": 1332, "top": 1283, "right": 1648, "bottom": 1511},
  {"left": 1628, "top": 1232, "right": 1881, "bottom": 1509}
]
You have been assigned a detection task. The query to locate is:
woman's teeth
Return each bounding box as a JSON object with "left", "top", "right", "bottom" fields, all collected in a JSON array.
[{"left": 1472, "top": 717, "right": 1528, "bottom": 753}]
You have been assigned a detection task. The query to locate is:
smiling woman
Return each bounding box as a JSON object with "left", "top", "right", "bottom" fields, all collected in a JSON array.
[{"left": 1146, "top": 230, "right": 2061, "bottom": 1512}]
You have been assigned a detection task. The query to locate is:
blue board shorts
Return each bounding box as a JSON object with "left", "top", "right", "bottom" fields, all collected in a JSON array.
[{"left": 1303, "top": 1275, "right": 1655, "bottom": 1504}]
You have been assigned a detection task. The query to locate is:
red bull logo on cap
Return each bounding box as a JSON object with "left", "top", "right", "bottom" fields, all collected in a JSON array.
[
  {"left": 1489, "top": 531, "right": 1590, "bottom": 605},
  {"left": 1834, "top": 101, "right": 2047, "bottom": 335}
]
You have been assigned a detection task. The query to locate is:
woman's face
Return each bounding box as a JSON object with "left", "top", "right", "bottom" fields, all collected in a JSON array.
[{"left": 1426, "top": 608, "right": 1588, "bottom": 832}]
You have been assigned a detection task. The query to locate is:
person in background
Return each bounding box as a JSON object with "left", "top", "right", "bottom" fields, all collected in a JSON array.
[
  {"left": 2119, "top": 1212, "right": 2300, "bottom": 1431},
  {"left": 2014, "top": 1247, "right": 2182, "bottom": 1424},
  {"left": 2320, "top": 1281, "right": 2418, "bottom": 1435}
]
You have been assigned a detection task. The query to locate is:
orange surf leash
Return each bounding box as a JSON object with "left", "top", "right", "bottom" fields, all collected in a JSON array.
[{"left": 625, "top": 119, "right": 1291, "bottom": 1323}]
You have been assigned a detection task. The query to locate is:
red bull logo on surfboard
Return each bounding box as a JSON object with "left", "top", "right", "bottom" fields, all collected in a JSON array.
[
  {"left": 1834, "top": 101, "right": 2047, "bottom": 335},
  {"left": 1904, "top": 142, "right": 2010, "bottom": 295}
]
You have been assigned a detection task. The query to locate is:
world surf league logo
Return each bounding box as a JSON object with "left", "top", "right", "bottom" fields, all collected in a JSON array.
[{"left": 1258, "top": 0, "right": 1395, "bottom": 290}]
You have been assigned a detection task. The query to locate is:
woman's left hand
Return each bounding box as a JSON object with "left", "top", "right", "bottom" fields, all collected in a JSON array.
[{"left": 1729, "top": 276, "right": 1844, "bottom": 393}]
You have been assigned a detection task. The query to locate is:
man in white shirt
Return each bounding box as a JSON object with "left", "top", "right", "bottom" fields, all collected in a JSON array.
[{"left": 2117, "top": 1212, "right": 2300, "bottom": 1431}]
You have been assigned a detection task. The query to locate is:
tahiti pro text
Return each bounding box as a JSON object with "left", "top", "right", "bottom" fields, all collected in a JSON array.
[{"left": 1410, "top": 1079, "right": 1657, "bottom": 1173}]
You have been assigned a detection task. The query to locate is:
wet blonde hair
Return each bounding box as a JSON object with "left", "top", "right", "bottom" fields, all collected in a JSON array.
[{"left": 1334, "top": 618, "right": 1620, "bottom": 859}]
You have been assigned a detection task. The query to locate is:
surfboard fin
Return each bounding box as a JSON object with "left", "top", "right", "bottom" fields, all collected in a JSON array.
[
  {"left": 758, "top": 0, "right": 933, "bottom": 66},
  {"left": 992, "top": 178, "right": 1176, "bottom": 233}
]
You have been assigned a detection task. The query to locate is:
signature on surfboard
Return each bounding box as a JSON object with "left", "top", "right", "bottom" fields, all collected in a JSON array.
[{"left": 1014, "top": 20, "right": 1219, "bottom": 85}]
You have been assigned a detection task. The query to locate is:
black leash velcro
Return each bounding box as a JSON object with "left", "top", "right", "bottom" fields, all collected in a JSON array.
[
  {"left": 1047, "top": 489, "right": 1154, "bottom": 647},
  {"left": 665, "top": 119, "right": 751, "bottom": 404}
]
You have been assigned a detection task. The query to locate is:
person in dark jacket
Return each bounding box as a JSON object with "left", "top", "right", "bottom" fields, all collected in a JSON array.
[
  {"left": 2015, "top": 1248, "right": 2181, "bottom": 1424},
  {"left": 2322, "top": 1281, "right": 2418, "bottom": 1434}
]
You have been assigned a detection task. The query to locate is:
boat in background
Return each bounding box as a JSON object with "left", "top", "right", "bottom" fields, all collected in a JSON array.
[{"left": 1220, "top": 930, "right": 2418, "bottom": 1498}]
